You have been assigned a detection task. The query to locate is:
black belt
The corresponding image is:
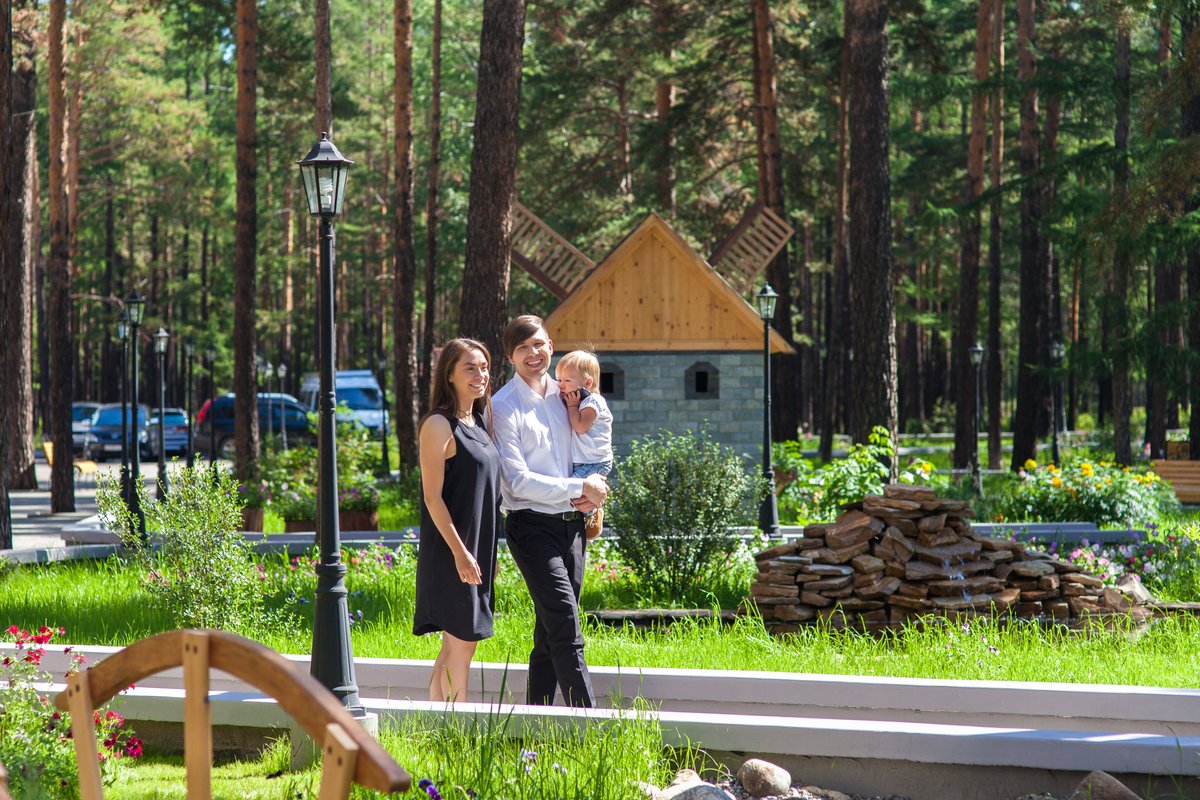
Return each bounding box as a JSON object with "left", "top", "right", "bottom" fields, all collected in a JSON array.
[{"left": 512, "top": 509, "right": 582, "bottom": 522}]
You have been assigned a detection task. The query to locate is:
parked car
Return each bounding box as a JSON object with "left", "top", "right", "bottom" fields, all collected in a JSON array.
[
  {"left": 195, "top": 393, "right": 313, "bottom": 459},
  {"left": 82, "top": 404, "right": 149, "bottom": 462},
  {"left": 72, "top": 401, "right": 103, "bottom": 455},
  {"left": 139, "top": 408, "right": 190, "bottom": 459},
  {"left": 299, "top": 370, "right": 388, "bottom": 436}
]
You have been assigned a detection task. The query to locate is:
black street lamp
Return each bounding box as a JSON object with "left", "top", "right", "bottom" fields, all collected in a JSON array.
[
  {"left": 969, "top": 343, "right": 986, "bottom": 497},
  {"left": 116, "top": 311, "right": 131, "bottom": 508},
  {"left": 205, "top": 345, "right": 218, "bottom": 481},
  {"left": 1050, "top": 338, "right": 1066, "bottom": 466},
  {"left": 277, "top": 362, "right": 289, "bottom": 451},
  {"left": 298, "top": 132, "right": 363, "bottom": 715},
  {"left": 755, "top": 283, "right": 780, "bottom": 537},
  {"left": 154, "top": 327, "right": 171, "bottom": 498},
  {"left": 184, "top": 338, "right": 196, "bottom": 468},
  {"left": 377, "top": 353, "right": 390, "bottom": 479},
  {"left": 126, "top": 293, "right": 147, "bottom": 541}
]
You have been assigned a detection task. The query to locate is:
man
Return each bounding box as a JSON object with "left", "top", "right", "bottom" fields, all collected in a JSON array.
[{"left": 491, "top": 315, "right": 608, "bottom": 707}]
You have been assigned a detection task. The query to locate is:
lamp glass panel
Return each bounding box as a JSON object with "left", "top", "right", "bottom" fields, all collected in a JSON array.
[
  {"left": 333, "top": 164, "right": 349, "bottom": 214},
  {"left": 317, "top": 166, "right": 336, "bottom": 214},
  {"left": 300, "top": 165, "right": 320, "bottom": 216}
]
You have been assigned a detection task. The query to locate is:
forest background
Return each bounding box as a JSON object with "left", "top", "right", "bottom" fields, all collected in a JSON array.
[{"left": 2, "top": 0, "right": 1200, "bottom": 526}]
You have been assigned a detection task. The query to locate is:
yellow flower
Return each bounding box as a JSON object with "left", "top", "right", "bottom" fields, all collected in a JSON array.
[
  {"left": 1024, "top": 458, "right": 1038, "bottom": 471},
  {"left": 921, "top": 462, "right": 932, "bottom": 475},
  {"left": 1047, "top": 463, "right": 1057, "bottom": 472},
  {"left": 1123, "top": 466, "right": 1131, "bottom": 472},
  {"left": 1051, "top": 477, "right": 1063, "bottom": 488}
]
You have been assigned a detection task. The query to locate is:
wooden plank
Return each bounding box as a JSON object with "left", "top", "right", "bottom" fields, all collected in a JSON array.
[
  {"left": 317, "top": 723, "right": 360, "bottom": 800},
  {"left": 183, "top": 632, "right": 213, "bottom": 800},
  {"left": 66, "top": 671, "right": 104, "bottom": 800}
]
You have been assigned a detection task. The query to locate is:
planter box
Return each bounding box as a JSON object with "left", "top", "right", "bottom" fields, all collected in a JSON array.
[
  {"left": 281, "top": 512, "right": 378, "bottom": 533},
  {"left": 240, "top": 507, "right": 265, "bottom": 532},
  {"left": 340, "top": 509, "right": 379, "bottom": 531}
]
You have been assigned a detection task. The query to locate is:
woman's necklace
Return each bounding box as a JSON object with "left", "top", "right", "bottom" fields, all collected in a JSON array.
[{"left": 455, "top": 407, "right": 475, "bottom": 425}]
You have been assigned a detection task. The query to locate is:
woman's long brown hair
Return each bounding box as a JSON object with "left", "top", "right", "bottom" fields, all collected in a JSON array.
[{"left": 421, "top": 338, "right": 494, "bottom": 438}]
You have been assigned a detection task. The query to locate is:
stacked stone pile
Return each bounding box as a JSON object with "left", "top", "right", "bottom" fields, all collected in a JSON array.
[{"left": 749, "top": 483, "right": 1142, "bottom": 631}]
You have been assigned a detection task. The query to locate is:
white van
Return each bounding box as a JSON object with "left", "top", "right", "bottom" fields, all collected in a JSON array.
[{"left": 300, "top": 370, "right": 387, "bottom": 436}]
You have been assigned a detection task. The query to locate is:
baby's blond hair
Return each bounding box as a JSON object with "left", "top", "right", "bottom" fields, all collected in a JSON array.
[{"left": 557, "top": 350, "right": 601, "bottom": 391}]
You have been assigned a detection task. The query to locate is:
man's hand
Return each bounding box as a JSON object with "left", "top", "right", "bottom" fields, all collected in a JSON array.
[{"left": 581, "top": 473, "right": 608, "bottom": 505}]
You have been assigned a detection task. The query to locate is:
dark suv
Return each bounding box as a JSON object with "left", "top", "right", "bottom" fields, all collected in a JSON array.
[{"left": 195, "top": 393, "right": 313, "bottom": 458}]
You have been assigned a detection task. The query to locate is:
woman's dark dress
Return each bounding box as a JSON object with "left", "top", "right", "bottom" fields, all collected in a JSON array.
[{"left": 413, "top": 413, "right": 501, "bottom": 641}]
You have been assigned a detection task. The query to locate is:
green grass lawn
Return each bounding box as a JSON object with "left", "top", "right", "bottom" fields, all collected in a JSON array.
[{"left": 3, "top": 547, "right": 1200, "bottom": 688}]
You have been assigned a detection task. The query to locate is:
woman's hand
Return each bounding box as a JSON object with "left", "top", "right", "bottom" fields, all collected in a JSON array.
[{"left": 453, "top": 548, "right": 483, "bottom": 585}]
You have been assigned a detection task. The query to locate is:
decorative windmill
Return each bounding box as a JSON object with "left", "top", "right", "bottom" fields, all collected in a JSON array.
[
  {"left": 506, "top": 201, "right": 796, "bottom": 462},
  {"left": 510, "top": 201, "right": 794, "bottom": 300}
]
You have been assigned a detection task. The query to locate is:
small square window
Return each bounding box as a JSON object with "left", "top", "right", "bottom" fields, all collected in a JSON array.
[
  {"left": 599, "top": 363, "right": 625, "bottom": 401},
  {"left": 685, "top": 361, "right": 719, "bottom": 399}
]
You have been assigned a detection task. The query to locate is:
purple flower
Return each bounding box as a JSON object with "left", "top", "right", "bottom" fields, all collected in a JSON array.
[{"left": 417, "top": 778, "right": 443, "bottom": 800}]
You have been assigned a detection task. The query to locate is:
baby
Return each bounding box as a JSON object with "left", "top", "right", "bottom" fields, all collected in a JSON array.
[{"left": 555, "top": 350, "right": 614, "bottom": 540}]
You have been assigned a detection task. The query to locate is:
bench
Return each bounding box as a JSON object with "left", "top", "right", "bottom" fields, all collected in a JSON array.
[
  {"left": 970, "top": 521, "right": 1143, "bottom": 545},
  {"left": 43, "top": 441, "right": 99, "bottom": 484},
  {"left": 1151, "top": 459, "right": 1200, "bottom": 504}
]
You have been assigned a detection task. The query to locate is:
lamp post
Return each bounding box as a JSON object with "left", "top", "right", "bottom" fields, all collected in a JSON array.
[
  {"left": 184, "top": 338, "right": 196, "bottom": 468},
  {"left": 154, "top": 327, "right": 170, "bottom": 497},
  {"left": 206, "top": 346, "right": 218, "bottom": 481},
  {"left": 1050, "top": 339, "right": 1066, "bottom": 466},
  {"left": 755, "top": 283, "right": 780, "bottom": 537},
  {"left": 116, "top": 311, "right": 131, "bottom": 507},
  {"left": 126, "top": 293, "right": 147, "bottom": 541},
  {"left": 277, "top": 363, "right": 289, "bottom": 451},
  {"left": 298, "top": 132, "right": 363, "bottom": 715},
  {"left": 377, "top": 353, "right": 390, "bottom": 479},
  {"left": 969, "top": 343, "right": 986, "bottom": 497},
  {"left": 258, "top": 357, "right": 274, "bottom": 446}
]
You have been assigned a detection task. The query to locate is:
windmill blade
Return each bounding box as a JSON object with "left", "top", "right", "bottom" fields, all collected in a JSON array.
[
  {"left": 510, "top": 202, "right": 595, "bottom": 299},
  {"left": 709, "top": 203, "right": 795, "bottom": 293}
]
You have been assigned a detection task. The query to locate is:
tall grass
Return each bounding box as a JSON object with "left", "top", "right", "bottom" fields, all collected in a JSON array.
[{"left": 3, "top": 553, "right": 1199, "bottom": 687}]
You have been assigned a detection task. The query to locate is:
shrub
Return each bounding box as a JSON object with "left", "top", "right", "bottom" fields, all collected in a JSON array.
[
  {"left": 772, "top": 427, "right": 933, "bottom": 523},
  {"left": 990, "top": 459, "right": 1178, "bottom": 528},
  {"left": 96, "top": 465, "right": 260, "bottom": 630},
  {"left": 607, "top": 428, "right": 760, "bottom": 598},
  {"left": 273, "top": 487, "right": 317, "bottom": 522}
]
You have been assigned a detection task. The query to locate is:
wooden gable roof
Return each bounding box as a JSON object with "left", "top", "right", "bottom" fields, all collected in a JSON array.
[{"left": 544, "top": 213, "right": 794, "bottom": 354}]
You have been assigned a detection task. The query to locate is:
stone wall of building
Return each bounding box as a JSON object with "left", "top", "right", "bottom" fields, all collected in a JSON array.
[{"left": 553, "top": 350, "right": 765, "bottom": 462}]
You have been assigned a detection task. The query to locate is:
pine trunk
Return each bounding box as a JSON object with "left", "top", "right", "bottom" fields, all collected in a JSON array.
[
  {"left": 1147, "top": 10, "right": 1174, "bottom": 458},
  {"left": 653, "top": 0, "right": 675, "bottom": 214},
  {"left": 422, "top": 0, "right": 443, "bottom": 413},
  {"left": 1010, "top": 0, "right": 1050, "bottom": 470},
  {"left": 392, "top": 0, "right": 418, "bottom": 469},
  {"left": 1111, "top": 23, "right": 1132, "bottom": 463},
  {"left": 953, "top": 0, "right": 992, "bottom": 471},
  {"left": 315, "top": 0, "right": 332, "bottom": 137},
  {"left": 820, "top": 41, "right": 851, "bottom": 462},
  {"left": 234, "top": 0, "right": 259, "bottom": 480},
  {"left": 459, "top": 0, "right": 527, "bottom": 370},
  {"left": 986, "top": 0, "right": 1005, "bottom": 470},
  {"left": 1185, "top": 10, "right": 1200, "bottom": 459},
  {"left": 47, "top": 0, "right": 74, "bottom": 511},
  {"left": 4, "top": 0, "right": 37, "bottom": 491},
  {"left": 845, "top": 0, "right": 897, "bottom": 464},
  {"left": 751, "top": 0, "right": 797, "bottom": 441}
]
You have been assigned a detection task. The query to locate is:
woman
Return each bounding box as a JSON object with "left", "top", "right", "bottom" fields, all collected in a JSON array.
[{"left": 413, "top": 338, "right": 501, "bottom": 702}]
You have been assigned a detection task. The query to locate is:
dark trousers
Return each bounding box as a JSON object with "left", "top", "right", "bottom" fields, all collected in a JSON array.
[{"left": 505, "top": 510, "right": 594, "bottom": 707}]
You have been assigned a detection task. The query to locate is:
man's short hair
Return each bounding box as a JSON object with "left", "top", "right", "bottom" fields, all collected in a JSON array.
[{"left": 503, "top": 315, "right": 546, "bottom": 359}]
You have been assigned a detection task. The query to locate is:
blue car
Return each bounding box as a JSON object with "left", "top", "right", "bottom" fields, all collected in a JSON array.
[
  {"left": 140, "top": 408, "right": 190, "bottom": 459},
  {"left": 82, "top": 404, "right": 149, "bottom": 462}
]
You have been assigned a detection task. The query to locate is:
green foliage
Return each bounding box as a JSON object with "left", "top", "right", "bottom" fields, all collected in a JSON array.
[
  {"left": 271, "top": 488, "right": 317, "bottom": 522},
  {"left": 378, "top": 469, "right": 422, "bottom": 529},
  {"left": 607, "top": 429, "right": 760, "bottom": 598},
  {"left": 990, "top": 459, "right": 1179, "bottom": 529},
  {"left": 1054, "top": 522, "right": 1200, "bottom": 602},
  {"left": 96, "top": 465, "right": 260, "bottom": 630},
  {"left": 773, "top": 427, "right": 934, "bottom": 523}
]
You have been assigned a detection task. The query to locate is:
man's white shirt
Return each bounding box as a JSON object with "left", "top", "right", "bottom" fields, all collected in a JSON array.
[{"left": 492, "top": 375, "right": 585, "bottom": 514}]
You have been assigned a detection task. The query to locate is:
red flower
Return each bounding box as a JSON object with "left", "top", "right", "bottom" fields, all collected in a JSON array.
[{"left": 5, "top": 624, "right": 19, "bottom": 635}]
